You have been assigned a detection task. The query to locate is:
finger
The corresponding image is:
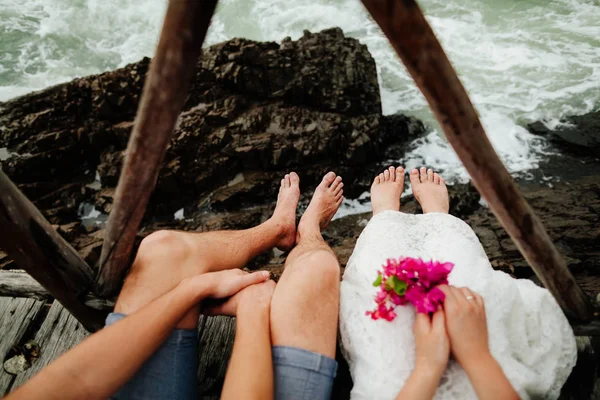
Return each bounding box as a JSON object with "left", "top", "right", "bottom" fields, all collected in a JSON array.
[
  {"left": 413, "top": 312, "right": 431, "bottom": 334},
  {"left": 215, "top": 270, "right": 270, "bottom": 298},
  {"left": 439, "top": 285, "right": 456, "bottom": 305},
  {"left": 454, "top": 287, "right": 473, "bottom": 309},
  {"left": 432, "top": 309, "right": 446, "bottom": 333},
  {"left": 459, "top": 287, "right": 478, "bottom": 308},
  {"left": 474, "top": 292, "right": 485, "bottom": 312}
]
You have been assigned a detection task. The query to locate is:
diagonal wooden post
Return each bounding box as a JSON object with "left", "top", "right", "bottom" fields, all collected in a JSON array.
[
  {"left": 0, "top": 171, "right": 105, "bottom": 331},
  {"left": 361, "top": 0, "right": 593, "bottom": 321},
  {"left": 97, "top": 0, "right": 219, "bottom": 296}
]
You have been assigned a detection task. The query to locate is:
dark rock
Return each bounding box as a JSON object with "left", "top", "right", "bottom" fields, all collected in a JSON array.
[{"left": 528, "top": 110, "right": 600, "bottom": 156}]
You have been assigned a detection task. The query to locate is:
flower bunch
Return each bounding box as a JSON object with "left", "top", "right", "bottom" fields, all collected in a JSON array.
[{"left": 366, "top": 257, "right": 454, "bottom": 321}]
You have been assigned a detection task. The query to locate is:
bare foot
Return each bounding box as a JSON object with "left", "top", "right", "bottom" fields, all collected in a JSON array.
[
  {"left": 409, "top": 167, "right": 449, "bottom": 214},
  {"left": 371, "top": 166, "right": 405, "bottom": 215},
  {"left": 297, "top": 171, "right": 344, "bottom": 241},
  {"left": 271, "top": 172, "right": 301, "bottom": 250}
]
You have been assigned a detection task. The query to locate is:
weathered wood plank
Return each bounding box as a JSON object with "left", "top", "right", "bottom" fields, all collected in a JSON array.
[
  {"left": 0, "top": 270, "right": 49, "bottom": 300},
  {"left": 0, "top": 297, "right": 44, "bottom": 396},
  {"left": 197, "top": 315, "right": 235, "bottom": 400},
  {"left": 0, "top": 170, "right": 105, "bottom": 330},
  {"left": 9, "top": 301, "right": 89, "bottom": 392},
  {"left": 360, "top": 0, "right": 593, "bottom": 321},
  {"left": 98, "top": 0, "right": 219, "bottom": 296}
]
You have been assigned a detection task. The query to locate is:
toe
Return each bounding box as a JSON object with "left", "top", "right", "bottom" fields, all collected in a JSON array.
[
  {"left": 284, "top": 174, "right": 290, "bottom": 188},
  {"left": 384, "top": 169, "right": 390, "bottom": 181},
  {"left": 434, "top": 173, "right": 441, "bottom": 184},
  {"left": 395, "top": 166, "right": 404, "bottom": 184},
  {"left": 374, "top": 175, "right": 381, "bottom": 184},
  {"left": 280, "top": 178, "right": 285, "bottom": 188},
  {"left": 388, "top": 166, "right": 395, "bottom": 180},
  {"left": 420, "top": 167, "right": 427, "bottom": 183},
  {"left": 334, "top": 182, "right": 344, "bottom": 196},
  {"left": 322, "top": 171, "right": 336, "bottom": 186},
  {"left": 331, "top": 176, "right": 343, "bottom": 192},
  {"left": 379, "top": 173, "right": 385, "bottom": 182},
  {"left": 290, "top": 172, "right": 300, "bottom": 186},
  {"left": 409, "top": 168, "right": 420, "bottom": 187},
  {"left": 427, "top": 169, "right": 434, "bottom": 182}
]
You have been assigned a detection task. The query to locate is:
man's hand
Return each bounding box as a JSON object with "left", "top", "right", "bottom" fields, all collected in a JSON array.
[
  {"left": 201, "top": 272, "right": 275, "bottom": 316},
  {"left": 183, "top": 269, "right": 270, "bottom": 306},
  {"left": 439, "top": 285, "right": 489, "bottom": 369},
  {"left": 413, "top": 310, "right": 450, "bottom": 379}
]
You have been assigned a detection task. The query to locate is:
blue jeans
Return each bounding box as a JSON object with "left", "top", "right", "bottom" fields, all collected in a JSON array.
[{"left": 106, "top": 313, "right": 337, "bottom": 400}]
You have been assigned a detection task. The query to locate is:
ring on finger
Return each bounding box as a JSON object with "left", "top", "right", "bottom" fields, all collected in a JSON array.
[{"left": 466, "top": 295, "right": 474, "bottom": 301}]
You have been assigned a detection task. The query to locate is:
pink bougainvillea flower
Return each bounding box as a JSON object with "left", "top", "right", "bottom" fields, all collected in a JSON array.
[{"left": 367, "top": 257, "right": 454, "bottom": 321}]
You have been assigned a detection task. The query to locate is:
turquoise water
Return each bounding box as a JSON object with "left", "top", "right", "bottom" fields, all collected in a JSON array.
[{"left": 1, "top": 0, "right": 599, "bottom": 186}]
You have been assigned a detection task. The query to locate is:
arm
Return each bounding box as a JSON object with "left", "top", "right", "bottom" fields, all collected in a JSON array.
[
  {"left": 396, "top": 311, "right": 449, "bottom": 400},
  {"left": 7, "top": 270, "right": 269, "bottom": 400},
  {"left": 221, "top": 280, "right": 275, "bottom": 400},
  {"left": 440, "top": 285, "right": 519, "bottom": 400}
]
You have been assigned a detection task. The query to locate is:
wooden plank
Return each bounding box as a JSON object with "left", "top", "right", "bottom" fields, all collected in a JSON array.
[
  {"left": 197, "top": 315, "right": 235, "bottom": 400},
  {"left": 0, "top": 170, "right": 105, "bottom": 330},
  {"left": 9, "top": 301, "right": 89, "bottom": 392},
  {"left": 97, "top": 0, "right": 219, "bottom": 297},
  {"left": 0, "top": 270, "right": 49, "bottom": 300},
  {"left": 360, "top": 0, "right": 593, "bottom": 321},
  {"left": 0, "top": 297, "right": 44, "bottom": 396}
]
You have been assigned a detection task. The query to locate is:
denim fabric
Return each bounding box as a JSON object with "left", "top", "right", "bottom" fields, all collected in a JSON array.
[
  {"left": 273, "top": 346, "right": 338, "bottom": 400},
  {"left": 105, "top": 313, "right": 198, "bottom": 400}
]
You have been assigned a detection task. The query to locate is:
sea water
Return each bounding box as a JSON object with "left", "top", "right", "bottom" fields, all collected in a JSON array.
[{"left": 1, "top": 0, "right": 599, "bottom": 217}]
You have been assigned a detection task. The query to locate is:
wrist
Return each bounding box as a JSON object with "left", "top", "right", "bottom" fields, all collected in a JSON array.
[
  {"left": 414, "top": 359, "right": 445, "bottom": 383},
  {"left": 460, "top": 350, "right": 495, "bottom": 376}
]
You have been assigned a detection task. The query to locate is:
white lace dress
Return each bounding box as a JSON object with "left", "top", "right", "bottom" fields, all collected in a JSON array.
[{"left": 340, "top": 211, "right": 576, "bottom": 400}]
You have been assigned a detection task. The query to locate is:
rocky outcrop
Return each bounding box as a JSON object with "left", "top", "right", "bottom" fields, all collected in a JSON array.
[
  {"left": 1, "top": 27, "right": 599, "bottom": 400},
  {"left": 528, "top": 109, "right": 600, "bottom": 157}
]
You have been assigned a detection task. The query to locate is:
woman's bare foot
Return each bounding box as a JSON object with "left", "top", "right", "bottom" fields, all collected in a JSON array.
[
  {"left": 271, "top": 172, "right": 301, "bottom": 250},
  {"left": 370, "top": 166, "right": 405, "bottom": 216},
  {"left": 409, "top": 167, "right": 449, "bottom": 214},
  {"left": 297, "top": 172, "right": 344, "bottom": 241}
]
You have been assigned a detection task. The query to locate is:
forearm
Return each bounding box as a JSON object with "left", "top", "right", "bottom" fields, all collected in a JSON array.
[
  {"left": 222, "top": 304, "right": 273, "bottom": 400},
  {"left": 7, "top": 280, "right": 203, "bottom": 400},
  {"left": 395, "top": 366, "right": 441, "bottom": 400},
  {"left": 463, "top": 353, "right": 519, "bottom": 400}
]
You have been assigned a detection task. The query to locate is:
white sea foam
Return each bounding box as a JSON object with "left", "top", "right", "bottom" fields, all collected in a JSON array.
[{"left": 1, "top": 0, "right": 599, "bottom": 217}]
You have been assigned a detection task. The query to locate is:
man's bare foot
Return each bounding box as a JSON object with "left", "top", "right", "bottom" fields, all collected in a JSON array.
[
  {"left": 271, "top": 172, "right": 301, "bottom": 250},
  {"left": 409, "top": 167, "right": 449, "bottom": 214},
  {"left": 371, "top": 166, "right": 405, "bottom": 215},
  {"left": 297, "top": 172, "right": 344, "bottom": 241}
]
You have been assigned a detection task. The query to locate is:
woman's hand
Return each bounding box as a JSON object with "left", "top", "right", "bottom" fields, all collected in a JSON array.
[
  {"left": 183, "top": 269, "right": 270, "bottom": 306},
  {"left": 439, "top": 285, "right": 489, "bottom": 369},
  {"left": 203, "top": 278, "right": 276, "bottom": 317},
  {"left": 413, "top": 310, "right": 450, "bottom": 379}
]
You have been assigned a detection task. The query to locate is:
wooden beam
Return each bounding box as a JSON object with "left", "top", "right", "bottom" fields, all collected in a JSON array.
[
  {"left": 361, "top": 0, "right": 593, "bottom": 321},
  {"left": 97, "top": 0, "right": 219, "bottom": 296},
  {"left": 0, "top": 270, "right": 48, "bottom": 300},
  {"left": 0, "top": 171, "right": 105, "bottom": 331}
]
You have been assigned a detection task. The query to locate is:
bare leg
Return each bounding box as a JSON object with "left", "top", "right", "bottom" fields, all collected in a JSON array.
[
  {"left": 270, "top": 172, "right": 344, "bottom": 358},
  {"left": 409, "top": 167, "right": 449, "bottom": 214},
  {"left": 114, "top": 173, "right": 301, "bottom": 329}
]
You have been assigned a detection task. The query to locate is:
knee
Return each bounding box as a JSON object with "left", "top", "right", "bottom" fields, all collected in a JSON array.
[
  {"left": 134, "top": 230, "right": 190, "bottom": 268},
  {"left": 296, "top": 250, "right": 340, "bottom": 285}
]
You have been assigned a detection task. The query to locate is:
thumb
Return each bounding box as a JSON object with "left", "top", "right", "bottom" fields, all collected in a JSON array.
[
  {"left": 432, "top": 309, "right": 446, "bottom": 333},
  {"left": 413, "top": 312, "right": 431, "bottom": 335},
  {"left": 209, "top": 270, "right": 270, "bottom": 298}
]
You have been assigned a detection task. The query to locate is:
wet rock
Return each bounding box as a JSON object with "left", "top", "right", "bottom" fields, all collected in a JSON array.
[{"left": 528, "top": 110, "right": 600, "bottom": 156}]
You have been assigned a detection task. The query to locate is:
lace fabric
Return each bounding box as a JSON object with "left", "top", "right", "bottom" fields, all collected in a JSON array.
[{"left": 340, "top": 211, "right": 576, "bottom": 400}]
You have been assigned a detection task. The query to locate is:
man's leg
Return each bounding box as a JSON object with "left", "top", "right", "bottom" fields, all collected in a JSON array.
[
  {"left": 107, "top": 173, "right": 300, "bottom": 400},
  {"left": 270, "top": 172, "right": 344, "bottom": 399},
  {"left": 114, "top": 172, "right": 300, "bottom": 329}
]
